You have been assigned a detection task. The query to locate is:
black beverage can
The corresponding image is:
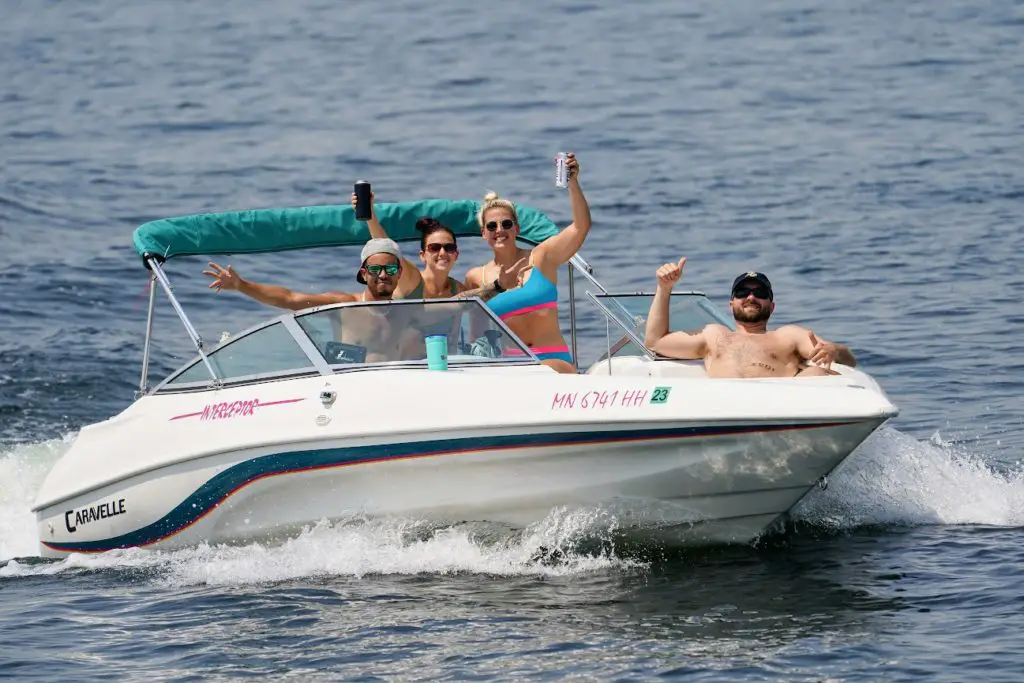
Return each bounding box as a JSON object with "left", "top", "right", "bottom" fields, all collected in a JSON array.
[{"left": 354, "top": 181, "right": 372, "bottom": 220}]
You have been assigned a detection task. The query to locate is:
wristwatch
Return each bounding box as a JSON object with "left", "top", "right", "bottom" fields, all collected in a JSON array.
[{"left": 492, "top": 278, "right": 505, "bottom": 293}]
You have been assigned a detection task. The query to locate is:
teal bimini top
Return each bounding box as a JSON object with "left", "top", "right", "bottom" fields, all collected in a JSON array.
[{"left": 132, "top": 198, "right": 560, "bottom": 262}]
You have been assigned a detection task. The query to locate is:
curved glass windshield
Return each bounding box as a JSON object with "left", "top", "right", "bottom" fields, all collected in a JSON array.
[
  {"left": 166, "top": 322, "right": 315, "bottom": 386},
  {"left": 590, "top": 292, "right": 735, "bottom": 360},
  {"left": 599, "top": 293, "right": 734, "bottom": 333},
  {"left": 295, "top": 299, "right": 533, "bottom": 365}
]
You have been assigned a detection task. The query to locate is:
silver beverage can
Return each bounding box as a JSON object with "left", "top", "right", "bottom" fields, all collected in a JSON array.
[{"left": 555, "top": 152, "right": 569, "bottom": 188}]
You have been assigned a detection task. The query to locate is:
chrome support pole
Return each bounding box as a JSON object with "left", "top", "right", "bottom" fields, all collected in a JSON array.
[
  {"left": 605, "top": 314, "right": 613, "bottom": 375},
  {"left": 564, "top": 253, "right": 604, "bottom": 368},
  {"left": 147, "top": 258, "right": 219, "bottom": 383},
  {"left": 570, "top": 252, "right": 595, "bottom": 275},
  {"left": 568, "top": 253, "right": 606, "bottom": 293},
  {"left": 585, "top": 291, "right": 655, "bottom": 360},
  {"left": 568, "top": 265, "right": 578, "bottom": 366},
  {"left": 138, "top": 272, "right": 157, "bottom": 394},
  {"left": 281, "top": 316, "right": 333, "bottom": 376}
]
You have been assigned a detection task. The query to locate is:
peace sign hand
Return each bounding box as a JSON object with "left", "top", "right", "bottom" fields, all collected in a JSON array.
[
  {"left": 497, "top": 257, "right": 528, "bottom": 292},
  {"left": 203, "top": 262, "right": 241, "bottom": 292}
]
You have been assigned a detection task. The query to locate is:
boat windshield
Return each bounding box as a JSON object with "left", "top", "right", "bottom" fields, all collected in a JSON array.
[
  {"left": 294, "top": 298, "right": 533, "bottom": 367},
  {"left": 588, "top": 292, "right": 736, "bottom": 360},
  {"left": 154, "top": 299, "right": 535, "bottom": 393},
  {"left": 160, "top": 321, "right": 319, "bottom": 390}
]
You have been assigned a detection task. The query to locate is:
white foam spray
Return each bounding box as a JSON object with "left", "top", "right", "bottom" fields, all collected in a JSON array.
[
  {"left": 0, "top": 434, "right": 73, "bottom": 560},
  {"left": 793, "top": 426, "right": 1024, "bottom": 528},
  {"left": 0, "top": 511, "right": 638, "bottom": 587},
  {"left": 3, "top": 426, "right": 1022, "bottom": 585}
]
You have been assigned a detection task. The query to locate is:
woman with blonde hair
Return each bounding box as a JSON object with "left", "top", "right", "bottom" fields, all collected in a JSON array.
[{"left": 464, "top": 153, "right": 592, "bottom": 374}]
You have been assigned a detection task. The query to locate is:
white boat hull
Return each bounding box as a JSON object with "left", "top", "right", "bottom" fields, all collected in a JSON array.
[
  {"left": 44, "top": 218, "right": 900, "bottom": 560},
  {"left": 34, "top": 366, "right": 892, "bottom": 557}
]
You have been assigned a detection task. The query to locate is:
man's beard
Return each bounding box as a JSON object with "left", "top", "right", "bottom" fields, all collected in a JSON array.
[{"left": 733, "top": 301, "right": 771, "bottom": 324}]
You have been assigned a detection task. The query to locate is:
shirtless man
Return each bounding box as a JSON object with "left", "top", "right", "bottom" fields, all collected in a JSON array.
[
  {"left": 643, "top": 258, "right": 857, "bottom": 378},
  {"left": 203, "top": 238, "right": 518, "bottom": 361}
]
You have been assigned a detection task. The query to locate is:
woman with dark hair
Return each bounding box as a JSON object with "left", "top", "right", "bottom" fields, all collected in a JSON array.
[{"left": 351, "top": 192, "right": 466, "bottom": 299}]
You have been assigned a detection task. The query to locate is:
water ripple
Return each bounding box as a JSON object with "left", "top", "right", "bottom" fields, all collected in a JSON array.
[{"left": 1, "top": 0, "right": 1024, "bottom": 678}]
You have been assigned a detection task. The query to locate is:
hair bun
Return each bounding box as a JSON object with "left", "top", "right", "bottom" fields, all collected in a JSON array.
[
  {"left": 415, "top": 216, "right": 440, "bottom": 233},
  {"left": 483, "top": 191, "right": 500, "bottom": 203}
]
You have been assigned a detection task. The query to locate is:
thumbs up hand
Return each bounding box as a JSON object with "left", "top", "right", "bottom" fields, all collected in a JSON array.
[
  {"left": 808, "top": 331, "right": 839, "bottom": 368},
  {"left": 656, "top": 257, "right": 687, "bottom": 290}
]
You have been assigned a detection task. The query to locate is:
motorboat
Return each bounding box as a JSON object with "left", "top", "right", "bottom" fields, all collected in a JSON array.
[{"left": 32, "top": 199, "right": 898, "bottom": 558}]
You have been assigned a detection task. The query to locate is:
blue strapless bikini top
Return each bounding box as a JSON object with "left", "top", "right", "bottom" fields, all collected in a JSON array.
[{"left": 485, "top": 258, "right": 558, "bottom": 321}]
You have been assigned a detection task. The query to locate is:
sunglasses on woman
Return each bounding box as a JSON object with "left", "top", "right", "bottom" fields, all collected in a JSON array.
[
  {"left": 365, "top": 263, "right": 400, "bottom": 277},
  {"left": 426, "top": 242, "right": 458, "bottom": 254},
  {"left": 485, "top": 219, "right": 515, "bottom": 232}
]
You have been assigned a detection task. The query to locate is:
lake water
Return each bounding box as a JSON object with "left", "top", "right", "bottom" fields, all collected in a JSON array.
[{"left": 1, "top": 0, "right": 1022, "bottom": 680}]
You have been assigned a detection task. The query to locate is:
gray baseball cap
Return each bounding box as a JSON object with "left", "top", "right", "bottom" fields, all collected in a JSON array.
[{"left": 356, "top": 238, "right": 402, "bottom": 284}]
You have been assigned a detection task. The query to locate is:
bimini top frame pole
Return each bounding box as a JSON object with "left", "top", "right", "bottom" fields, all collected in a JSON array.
[
  {"left": 583, "top": 291, "right": 655, "bottom": 361},
  {"left": 568, "top": 253, "right": 604, "bottom": 293},
  {"left": 566, "top": 253, "right": 606, "bottom": 368},
  {"left": 145, "top": 257, "right": 219, "bottom": 386},
  {"left": 137, "top": 272, "right": 157, "bottom": 395}
]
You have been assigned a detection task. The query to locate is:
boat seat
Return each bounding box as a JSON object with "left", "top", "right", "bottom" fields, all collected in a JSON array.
[
  {"left": 584, "top": 355, "right": 708, "bottom": 378},
  {"left": 586, "top": 354, "right": 864, "bottom": 382}
]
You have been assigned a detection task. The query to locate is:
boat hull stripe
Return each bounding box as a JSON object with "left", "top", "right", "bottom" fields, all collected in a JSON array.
[{"left": 41, "top": 421, "right": 858, "bottom": 553}]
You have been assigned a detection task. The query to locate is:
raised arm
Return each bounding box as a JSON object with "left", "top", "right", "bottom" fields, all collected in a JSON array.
[
  {"left": 406, "top": 260, "right": 521, "bottom": 337},
  {"left": 204, "top": 262, "right": 355, "bottom": 310},
  {"left": 533, "top": 153, "right": 593, "bottom": 268},
  {"left": 643, "top": 257, "right": 710, "bottom": 359},
  {"left": 648, "top": 328, "right": 710, "bottom": 360},
  {"left": 791, "top": 328, "right": 857, "bottom": 368},
  {"left": 644, "top": 257, "right": 684, "bottom": 347},
  {"left": 352, "top": 191, "right": 422, "bottom": 296}
]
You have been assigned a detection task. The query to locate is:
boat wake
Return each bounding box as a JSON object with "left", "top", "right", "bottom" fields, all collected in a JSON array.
[
  {"left": 0, "top": 434, "right": 74, "bottom": 563},
  {"left": 791, "top": 426, "right": 1024, "bottom": 529},
  {"left": 1, "top": 511, "right": 640, "bottom": 587},
  {"left": 1, "top": 426, "right": 1021, "bottom": 584}
]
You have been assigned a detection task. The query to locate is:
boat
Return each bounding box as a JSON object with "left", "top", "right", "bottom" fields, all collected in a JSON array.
[{"left": 32, "top": 199, "right": 898, "bottom": 558}]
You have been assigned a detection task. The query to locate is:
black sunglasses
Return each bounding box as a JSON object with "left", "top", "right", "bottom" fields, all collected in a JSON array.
[
  {"left": 732, "top": 285, "right": 771, "bottom": 300},
  {"left": 485, "top": 219, "right": 515, "bottom": 232},
  {"left": 365, "top": 263, "right": 400, "bottom": 277},
  {"left": 426, "top": 242, "right": 458, "bottom": 254}
]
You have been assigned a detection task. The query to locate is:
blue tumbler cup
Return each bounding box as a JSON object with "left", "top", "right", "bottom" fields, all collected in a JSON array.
[{"left": 425, "top": 335, "right": 448, "bottom": 371}]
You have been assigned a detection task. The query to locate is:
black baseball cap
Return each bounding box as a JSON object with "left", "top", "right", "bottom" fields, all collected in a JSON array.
[{"left": 731, "top": 271, "right": 773, "bottom": 300}]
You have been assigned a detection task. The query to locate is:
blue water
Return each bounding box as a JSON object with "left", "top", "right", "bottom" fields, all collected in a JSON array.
[{"left": 2, "top": 0, "right": 1023, "bottom": 679}]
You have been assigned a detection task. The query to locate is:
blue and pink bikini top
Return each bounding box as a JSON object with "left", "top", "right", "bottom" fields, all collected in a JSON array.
[{"left": 484, "top": 256, "right": 558, "bottom": 321}]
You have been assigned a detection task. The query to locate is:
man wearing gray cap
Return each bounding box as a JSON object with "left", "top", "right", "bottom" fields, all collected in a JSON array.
[
  {"left": 643, "top": 257, "right": 856, "bottom": 378},
  {"left": 203, "top": 238, "right": 414, "bottom": 360},
  {"left": 204, "top": 237, "right": 406, "bottom": 307}
]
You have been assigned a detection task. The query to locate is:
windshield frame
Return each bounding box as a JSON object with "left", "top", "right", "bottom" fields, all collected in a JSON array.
[
  {"left": 293, "top": 296, "right": 539, "bottom": 370},
  {"left": 586, "top": 291, "right": 736, "bottom": 361},
  {"left": 152, "top": 296, "right": 539, "bottom": 394},
  {"left": 152, "top": 315, "right": 330, "bottom": 394}
]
